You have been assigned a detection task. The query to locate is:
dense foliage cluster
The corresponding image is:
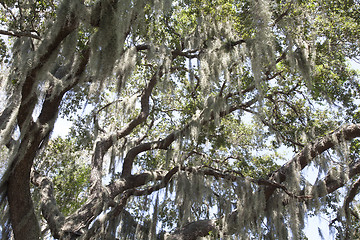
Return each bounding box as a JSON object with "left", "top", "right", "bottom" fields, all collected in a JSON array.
[{"left": 0, "top": 0, "right": 360, "bottom": 239}]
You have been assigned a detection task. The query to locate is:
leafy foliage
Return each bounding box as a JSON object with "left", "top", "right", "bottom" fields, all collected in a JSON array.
[{"left": 34, "top": 137, "right": 91, "bottom": 216}]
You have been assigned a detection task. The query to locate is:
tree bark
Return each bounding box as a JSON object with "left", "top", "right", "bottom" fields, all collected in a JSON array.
[{"left": 7, "top": 125, "right": 43, "bottom": 239}]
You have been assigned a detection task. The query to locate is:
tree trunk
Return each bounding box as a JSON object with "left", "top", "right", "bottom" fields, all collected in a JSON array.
[{"left": 7, "top": 129, "right": 42, "bottom": 240}]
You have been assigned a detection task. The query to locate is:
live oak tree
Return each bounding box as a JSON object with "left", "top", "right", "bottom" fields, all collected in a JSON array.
[{"left": 0, "top": 0, "right": 360, "bottom": 239}]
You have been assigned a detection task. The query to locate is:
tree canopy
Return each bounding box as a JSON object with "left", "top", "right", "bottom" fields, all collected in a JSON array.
[{"left": 0, "top": 0, "right": 360, "bottom": 239}]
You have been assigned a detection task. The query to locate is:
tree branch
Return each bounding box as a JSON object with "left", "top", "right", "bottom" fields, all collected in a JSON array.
[
  {"left": 30, "top": 170, "right": 65, "bottom": 239},
  {"left": 0, "top": 29, "right": 41, "bottom": 40},
  {"left": 62, "top": 65, "right": 165, "bottom": 235},
  {"left": 265, "top": 124, "right": 360, "bottom": 200},
  {"left": 3, "top": 4, "right": 83, "bottom": 239},
  {"left": 164, "top": 124, "right": 360, "bottom": 239},
  {"left": 306, "top": 159, "right": 360, "bottom": 198},
  {"left": 90, "top": 66, "right": 164, "bottom": 193},
  {"left": 165, "top": 219, "right": 217, "bottom": 240},
  {"left": 120, "top": 97, "right": 257, "bottom": 178},
  {"left": 344, "top": 176, "right": 360, "bottom": 219}
]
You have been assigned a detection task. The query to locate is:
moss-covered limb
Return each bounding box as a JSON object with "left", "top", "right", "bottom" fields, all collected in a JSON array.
[
  {"left": 37, "top": 45, "right": 90, "bottom": 126},
  {"left": 76, "top": 166, "right": 207, "bottom": 238},
  {"left": 30, "top": 170, "right": 65, "bottom": 239},
  {"left": 107, "top": 170, "right": 166, "bottom": 198},
  {"left": 61, "top": 170, "right": 165, "bottom": 236},
  {"left": 60, "top": 195, "right": 104, "bottom": 237},
  {"left": 17, "top": 4, "right": 79, "bottom": 131},
  {"left": 81, "top": 190, "right": 132, "bottom": 240},
  {"left": 343, "top": 177, "right": 360, "bottom": 219},
  {"left": 120, "top": 96, "right": 258, "bottom": 178},
  {"left": 6, "top": 122, "right": 44, "bottom": 240},
  {"left": 2, "top": 2, "right": 88, "bottom": 239},
  {"left": 89, "top": 65, "right": 165, "bottom": 194},
  {"left": 165, "top": 219, "right": 217, "bottom": 240},
  {"left": 265, "top": 124, "right": 360, "bottom": 200},
  {"left": 83, "top": 166, "right": 185, "bottom": 239},
  {"left": 302, "top": 159, "right": 360, "bottom": 200}
]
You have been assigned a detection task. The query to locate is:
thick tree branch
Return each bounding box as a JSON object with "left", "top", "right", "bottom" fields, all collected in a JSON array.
[
  {"left": 344, "top": 176, "right": 360, "bottom": 219},
  {"left": 4, "top": 5, "right": 86, "bottom": 239},
  {"left": 6, "top": 122, "right": 45, "bottom": 240},
  {"left": 82, "top": 190, "right": 132, "bottom": 240},
  {"left": 30, "top": 170, "right": 65, "bottom": 239},
  {"left": 264, "top": 124, "right": 360, "bottom": 200},
  {"left": 307, "top": 160, "right": 360, "bottom": 197},
  {"left": 165, "top": 219, "right": 217, "bottom": 240},
  {"left": 107, "top": 170, "right": 166, "bottom": 199},
  {"left": 17, "top": 12, "right": 79, "bottom": 130},
  {"left": 89, "top": 66, "right": 164, "bottom": 193}
]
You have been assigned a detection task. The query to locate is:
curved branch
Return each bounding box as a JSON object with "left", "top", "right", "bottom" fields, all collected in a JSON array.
[
  {"left": 265, "top": 124, "right": 360, "bottom": 200},
  {"left": 316, "top": 160, "right": 360, "bottom": 196},
  {"left": 30, "top": 170, "right": 65, "bottom": 239},
  {"left": 63, "top": 66, "right": 165, "bottom": 235},
  {"left": 344, "top": 176, "right": 360, "bottom": 219},
  {"left": 89, "top": 66, "right": 164, "bottom": 193},
  {"left": 120, "top": 97, "right": 258, "bottom": 177}
]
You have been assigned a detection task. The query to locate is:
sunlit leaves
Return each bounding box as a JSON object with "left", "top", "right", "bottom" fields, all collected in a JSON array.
[{"left": 34, "top": 137, "right": 91, "bottom": 216}]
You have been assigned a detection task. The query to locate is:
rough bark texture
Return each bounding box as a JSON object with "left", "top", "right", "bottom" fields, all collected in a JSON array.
[{"left": 7, "top": 130, "right": 43, "bottom": 240}]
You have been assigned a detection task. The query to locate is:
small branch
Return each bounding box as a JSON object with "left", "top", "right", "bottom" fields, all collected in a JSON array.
[
  {"left": 172, "top": 49, "right": 199, "bottom": 58},
  {"left": 0, "top": 29, "right": 41, "bottom": 40},
  {"left": 273, "top": 3, "right": 292, "bottom": 26},
  {"left": 134, "top": 117, "right": 155, "bottom": 145},
  {"left": 219, "top": 79, "right": 227, "bottom": 96},
  {"left": 135, "top": 44, "right": 200, "bottom": 59},
  {"left": 256, "top": 179, "right": 312, "bottom": 200},
  {"left": 0, "top": 3, "right": 17, "bottom": 22},
  {"left": 226, "top": 39, "right": 246, "bottom": 49}
]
